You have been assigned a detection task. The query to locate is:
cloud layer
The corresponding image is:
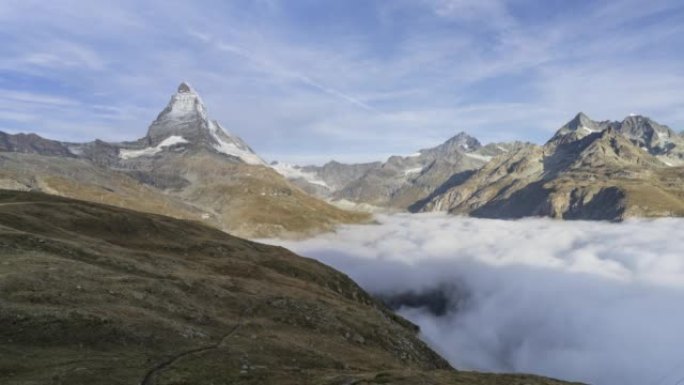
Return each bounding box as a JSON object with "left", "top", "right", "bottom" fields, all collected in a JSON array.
[{"left": 270, "top": 214, "right": 684, "bottom": 385}]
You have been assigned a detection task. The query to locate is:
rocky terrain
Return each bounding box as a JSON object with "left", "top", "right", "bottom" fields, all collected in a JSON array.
[
  {"left": 422, "top": 113, "right": 684, "bottom": 220},
  {"left": 0, "top": 190, "right": 581, "bottom": 385},
  {"left": 273, "top": 112, "right": 684, "bottom": 221},
  {"left": 278, "top": 133, "right": 527, "bottom": 210},
  {"left": 4, "top": 89, "right": 682, "bottom": 226},
  {"left": 0, "top": 83, "right": 369, "bottom": 238}
]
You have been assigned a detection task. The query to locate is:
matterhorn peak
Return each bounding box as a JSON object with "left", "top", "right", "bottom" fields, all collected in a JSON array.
[
  {"left": 177, "top": 81, "right": 196, "bottom": 94},
  {"left": 166, "top": 82, "right": 206, "bottom": 119},
  {"left": 146, "top": 82, "right": 208, "bottom": 144},
  {"left": 135, "top": 82, "right": 266, "bottom": 166}
]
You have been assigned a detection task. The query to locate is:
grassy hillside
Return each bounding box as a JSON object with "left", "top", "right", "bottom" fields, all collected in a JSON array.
[{"left": 0, "top": 190, "right": 581, "bottom": 385}]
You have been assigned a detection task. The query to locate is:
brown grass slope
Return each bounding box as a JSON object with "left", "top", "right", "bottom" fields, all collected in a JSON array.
[
  {"left": 0, "top": 153, "right": 205, "bottom": 222},
  {"left": 0, "top": 191, "right": 581, "bottom": 385},
  {"left": 0, "top": 151, "right": 370, "bottom": 239},
  {"left": 134, "top": 151, "right": 371, "bottom": 238}
]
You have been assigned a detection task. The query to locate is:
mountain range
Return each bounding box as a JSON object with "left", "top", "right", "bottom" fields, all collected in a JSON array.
[
  {"left": 276, "top": 112, "right": 684, "bottom": 221},
  {"left": 2, "top": 83, "right": 684, "bottom": 230},
  {"left": 420, "top": 113, "right": 684, "bottom": 219},
  {"left": 0, "top": 83, "right": 369, "bottom": 238},
  {"left": 274, "top": 134, "right": 529, "bottom": 211}
]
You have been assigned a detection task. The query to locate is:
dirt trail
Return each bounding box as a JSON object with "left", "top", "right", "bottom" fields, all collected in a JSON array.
[{"left": 139, "top": 305, "right": 255, "bottom": 385}]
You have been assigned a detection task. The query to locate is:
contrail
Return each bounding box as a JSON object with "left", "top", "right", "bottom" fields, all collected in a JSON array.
[
  {"left": 294, "top": 74, "right": 377, "bottom": 112},
  {"left": 201, "top": 36, "right": 377, "bottom": 112}
]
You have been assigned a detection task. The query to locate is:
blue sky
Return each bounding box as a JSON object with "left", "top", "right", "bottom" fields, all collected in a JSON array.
[{"left": 1, "top": 0, "right": 683, "bottom": 164}]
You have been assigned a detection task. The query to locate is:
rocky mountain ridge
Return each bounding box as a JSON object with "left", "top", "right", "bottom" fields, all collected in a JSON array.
[
  {"left": 0, "top": 83, "right": 369, "bottom": 238},
  {"left": 2, "top": 85, "right": 683, "bottom": 223},
  {"left": 273, "top": 112, "right": 684, "bottom": 220},
  {"left": 421, "top": 113, "right": 684, "bottom": 220},
  {"left": 278, "top": 132, "right": 528, "bottom": 210}
]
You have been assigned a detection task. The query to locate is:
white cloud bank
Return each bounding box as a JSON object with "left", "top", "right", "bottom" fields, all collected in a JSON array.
[{"left": 267, "top": 214, "right": 684, "bottom": 385}]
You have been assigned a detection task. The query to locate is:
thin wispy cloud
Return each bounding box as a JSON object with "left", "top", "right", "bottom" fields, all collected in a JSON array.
[
  {"left": 0, "top": 0, "right": 682, "bottom": 163},
  {"left": 194, "top": 33, "right": 378, "bottom": 112}
]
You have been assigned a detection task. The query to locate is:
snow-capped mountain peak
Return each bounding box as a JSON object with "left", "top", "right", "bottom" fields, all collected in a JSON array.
[
  {"left": 562, "top": 112, "right": 602, "bottom": 134},
  {"left": 146, "top": 82, "right": 209, "bottom": 144},
  {"left": 424, "top": 132, "right": 482, "bottom": 156},
  {"left": 177, "top": 81, "right": 194, "bottom": 93},
  {"left": 164, "top": 82, "right": 207, "bottom": 120},
  {"left": 548, "top": 112, "right": 607, "bottom": 145},
  {"left": 119, "top": 82, "right": 266, "bottom": 165}
]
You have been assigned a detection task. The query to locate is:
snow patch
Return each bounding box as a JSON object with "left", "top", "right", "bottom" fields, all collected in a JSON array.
[
  {"left": 67, "top": 145, "right": 83, "bottom": 156},
  {"left": 208, "top": 121, "right": 265, "bottom": 165},
  {"left": 465, "top": 152, "right": 493, "bottom": 162},
  {"left": 496, "top": 145, "right": 509, "bottom": 153},
  {"left": 406, "top": 152, "right": 422, "bottom": 158},
  {"left": 119, "top": 135, "right": 188, "bottom": 159},
  {"left": 165, "top": 88, "right": 207, "bottom": 121},
  {"left": 579, "top": 125, "right": 601, "bottom": 134},
  {"left": 328, "top": 199, "right": 386, "bottom": 213},
  {"left": 272, "top": 162, "right": 330, "bottom": 188},
  {"left": 655, "top": 130, "right": 669, "bottom": 140},
  {"left": 403, "top": 167, "right": 424, "bottom": 176}
]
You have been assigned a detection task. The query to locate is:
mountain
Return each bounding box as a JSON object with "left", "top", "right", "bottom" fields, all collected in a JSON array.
[
  {"left": 277, "top": 132, "right": 525, "bottom": 210},
  {"left": 547, "top": 112, "right": 614, "bottom": 144},
  {"left": 0, "top": 131, "right": 75, "bottom": 157},
  {"left": 0, "top": 190, "right": 582, "bottom": 385},
  {"left": 0, "top": 152, "right": 205, "bottom": 220},
  {"left": 548, "top": 112, "right": 684, "bottom": 165},
  {"left": 616, "top": 114, "right": 684, "bottom": 165},
  {"left": 423, "top": 113, "right": 684, "bottom": 220},
  {"left": 116, "top": 82, "right": 265, "bottom": 165},
  {"left": 0, "top": 83, "right": 369, "bottom": 238}
]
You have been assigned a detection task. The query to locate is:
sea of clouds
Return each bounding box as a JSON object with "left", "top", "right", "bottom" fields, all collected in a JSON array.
[{"left": 267, "top": 213, "right": 684, "bottom": 385}]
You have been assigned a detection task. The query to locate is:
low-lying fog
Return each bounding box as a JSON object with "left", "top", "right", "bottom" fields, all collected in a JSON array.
[{"left": 266, "top": 214, "right": 684, "bottom": 385}]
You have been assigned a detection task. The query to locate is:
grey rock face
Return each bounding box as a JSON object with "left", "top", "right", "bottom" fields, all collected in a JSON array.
[
  {"left": 548, "top": 112, "right": 616, "bottom": 145},
  {"left": 302, "top": 161, "right": 382, "bottom": 192},
  {"left": 146, "top": 82, "right": 210, "bottom": 146},
  {"left": 0, "top": 132, "right": 75, "bottom": 157},
  {"left": 283, "top": 132, "right": 523, "bottom": 210},
  {"left": 548, "top": 113, "right": 684, "bottom": 165},
  {"left": 423, "top": 113, "right": 684, "bottom": 220},
  {"left": 616, "top": 115, "right": 684, "bottom": 163}
]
